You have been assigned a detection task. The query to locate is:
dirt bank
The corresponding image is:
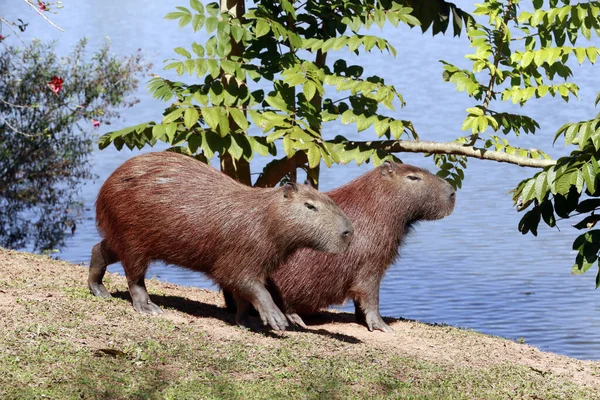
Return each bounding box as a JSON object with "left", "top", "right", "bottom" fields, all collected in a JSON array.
[{"left": 0, "top": 248, "right": 598, "bottom": 399}]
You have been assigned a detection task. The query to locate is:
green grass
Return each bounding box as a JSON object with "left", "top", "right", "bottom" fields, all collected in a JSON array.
[{"left": 0, "top": 311, "right": 594, "bottom": 400}]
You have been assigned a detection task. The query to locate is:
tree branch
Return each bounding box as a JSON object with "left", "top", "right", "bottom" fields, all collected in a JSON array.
[
  {"left": 254, "top": 139, "right": 554, "bottom": 188},
  {"left": 351, "top": 139, "right": 555, "bottom": 168},
  {"left": 22, "top": 0, "right": 64, "bottom": 32}
]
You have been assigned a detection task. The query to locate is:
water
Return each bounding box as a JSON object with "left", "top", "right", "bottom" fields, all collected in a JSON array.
[{"left": 4, "top": 0, "right": 600, "bottom": 360}]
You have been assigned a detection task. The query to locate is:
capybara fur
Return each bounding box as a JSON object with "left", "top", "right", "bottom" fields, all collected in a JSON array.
[
  {"left": 225, "top": 161, "right": 455, "bottom": 332},
  {"left": 87, "top": 151, "right": 354, "bottom": 331}
]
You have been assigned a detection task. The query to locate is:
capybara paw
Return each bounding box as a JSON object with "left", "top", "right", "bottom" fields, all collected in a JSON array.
[
  {"left": 286, "top": 313, "right": 308, "bottom": 329},
  {"left": 88, "top": 283, "right": 112, "bottom": 299},
  {"left": 133, "top": 300, "right": 163, "bottom": 315},
  {"left": 366, "top": 316, "right": 395, "bottom": 333},
  {"left": 261, "top": 309, "right": 289, "bottom": 331}
]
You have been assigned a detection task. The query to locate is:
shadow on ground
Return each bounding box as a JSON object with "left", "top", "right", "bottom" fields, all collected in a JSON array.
[{"left": 111, "top": 290, "right": 363, "bottom": 344}]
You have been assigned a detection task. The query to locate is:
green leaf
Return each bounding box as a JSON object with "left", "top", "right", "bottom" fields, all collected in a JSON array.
[
  {"left": 374, "top": 118, "right": 390, "bottom": 137},
  {"left": 521, "top": 51, "right": 534, "bottom": 67},
  {"left": 229, "top": 108, "right": 249, "bottom": 131},
  {"left": 202, "top": 107, "right": 221, "bottom": 130},
  {"left": 184, "top": 107, "right": 199, "bottom": 129},
  {"left": 282, "top": 136, "right": 294, "bottom": 157},
  {"left": 255, "top": 20, "right": 270, "bottom": 38},
  {"left": 174, "top": 47, "right": 191, "bottom": 59},
  {"left": 206, "top": 16, "right": 219, "bottom": 34},
  {"left": 190, "top": 0, "right": 204, "bottom": 13},
  {"left": 192, "top": 14, "right": 206, "bottom": 32},
  {"left": 303, "top": 81, "right": 316, "bottom": 102},
  {"left": 307, "top": 145, "right": 320, "bottom": 168},
  {"left": 178, "top": 13, "right": 192, "bottom": 28},
  {"left": 390, "top": 120, "right": 404, "bottom": 139}
]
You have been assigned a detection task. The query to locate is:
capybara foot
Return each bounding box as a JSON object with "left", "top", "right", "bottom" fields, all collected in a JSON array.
[
  {"left": 259, "top": 307, "right": 288, "bottom": 331},
  {"left": 88, "top": 283, "right": 112, "bottom": 298},
  {"left": 133, "top": 299, "right": 163, "bottom": 315},
  {"left": 286, "top": 313, "right": 307, "bottom": 329},
  {"left": 365, "top": 314, "right": 395, "bottom": 333}
]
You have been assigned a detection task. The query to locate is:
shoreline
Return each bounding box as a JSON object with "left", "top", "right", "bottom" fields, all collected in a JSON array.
[{"left": 1, "top": 247, "right": 599, "bottom": 399}]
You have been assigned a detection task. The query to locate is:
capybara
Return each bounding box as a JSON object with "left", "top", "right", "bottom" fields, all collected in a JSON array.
[
  {"left": 225, "top": 161, "right": 455, "bottom": 332},
  {"left": 87, "top": 151, "right": 354, "bottom": 331}
]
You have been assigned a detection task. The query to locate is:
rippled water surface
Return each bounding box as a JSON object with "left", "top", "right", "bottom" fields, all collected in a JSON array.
[{"left": 5, "top": 0, "right": 600, "bottom": 360}]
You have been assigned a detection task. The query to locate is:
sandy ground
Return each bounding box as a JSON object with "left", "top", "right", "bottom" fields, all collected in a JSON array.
[{"left": 1, "top": 247, "right": 599, "bottom": 390}]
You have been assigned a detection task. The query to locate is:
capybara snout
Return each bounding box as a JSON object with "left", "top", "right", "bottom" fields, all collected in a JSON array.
[
  {"left": 393, "top": 165, "right": 456, "bottom": 222},
  {"left": 283, "top": 183, "right": 354, "bottom": 254}
]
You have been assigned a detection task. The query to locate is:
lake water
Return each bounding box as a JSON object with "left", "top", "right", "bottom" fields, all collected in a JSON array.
[{"left": 4, "top": 0, "right": 600, "bottom": 360}]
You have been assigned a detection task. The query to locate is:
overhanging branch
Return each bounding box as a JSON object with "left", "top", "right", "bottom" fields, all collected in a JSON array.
[
  {"left": 355, "top": 140, "right": 555, "bottom": 168},
  {"left": 253, "top": 138, "right": 555, "bottom": 188}
]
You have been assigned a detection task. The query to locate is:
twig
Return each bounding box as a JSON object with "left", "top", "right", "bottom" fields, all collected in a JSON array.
[
  {"left": 0, "top": 115, "right": 36, "bottom": 136},
  {"left": 22, "top": 0, "right": 64, "bottom": 32}
]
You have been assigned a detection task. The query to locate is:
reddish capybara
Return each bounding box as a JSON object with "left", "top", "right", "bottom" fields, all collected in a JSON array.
[
  {"left": 225, "top": 161, "right": 455, "bottom": 332},
  {"left": 87, "top": 151, "right": 354, "bottom": 331}
]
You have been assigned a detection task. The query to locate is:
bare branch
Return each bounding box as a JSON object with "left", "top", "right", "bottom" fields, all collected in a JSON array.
[
  {"left": 351, "top": 139, "right": 555, "bottom": 168},
  {"left": 22, "top": 0, "right": 64, "bottom": 32},
  {"left": 254, "top": 139, "right": 555, "bottom": 188},
  {"left": 0, "top": 115, "right": 36, "bottom": 136}
]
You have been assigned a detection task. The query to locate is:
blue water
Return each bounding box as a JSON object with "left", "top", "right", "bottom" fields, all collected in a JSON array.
[{"left": 4, "top": 0, "right": 600, "bottom": 360}]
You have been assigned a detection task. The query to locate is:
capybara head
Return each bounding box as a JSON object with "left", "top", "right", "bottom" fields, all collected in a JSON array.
[
  {"left": 380, "top": 161, "right": 455, "bottom": 222},
  {"left": 276, "top": 182, "right": 354, "bottom": 253}
]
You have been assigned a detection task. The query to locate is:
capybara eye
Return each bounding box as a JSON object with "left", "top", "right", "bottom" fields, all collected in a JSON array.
[
  {"left": 304, "top": 202, "right": 318, "bottom": 211},
  {"left": 406, "top": 175, "right": 422, "bottom": 181}
]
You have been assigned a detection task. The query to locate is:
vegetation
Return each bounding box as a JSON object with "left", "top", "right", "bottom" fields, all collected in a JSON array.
[
  {"left": 0, "top": 5, "right": 150, "bottom": 250},
  {"left": 1, "top": 248, "right": 598, "bottom": 399},
  {"left": 98, "top": 0, "right": 600, "bottom": 287}
]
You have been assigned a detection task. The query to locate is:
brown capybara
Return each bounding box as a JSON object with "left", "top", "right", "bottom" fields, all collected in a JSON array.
[
  {"left": 87, "top": 151, "right": 354, "bottom": 331},
  {"left": 225, "top": 161, "right": 455, "bottom": 332}
]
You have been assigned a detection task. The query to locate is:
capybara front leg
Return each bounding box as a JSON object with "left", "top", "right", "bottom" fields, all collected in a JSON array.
[
  {"left": 236, "top": 281, "right": 288, "bottom": 331},
  {"left": 128, "top": 277, "right": 163, "bottom": 315},
  {"left": 352, "top": 278, "right": 394, "bottom": 333},
  {"left": 88, "top": 240, "right": 118, "bottom": 298}
]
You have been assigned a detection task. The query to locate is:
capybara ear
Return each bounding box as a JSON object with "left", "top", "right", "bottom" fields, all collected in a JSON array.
[
  {"left": 380, "top": 160, "right": 396, "bottom": 177},
  {"left": 283, "top": 182, "right": 298, "bottom": 198},
  {"left": 304, "top": 178, "right": 317, "bottom": 189}
]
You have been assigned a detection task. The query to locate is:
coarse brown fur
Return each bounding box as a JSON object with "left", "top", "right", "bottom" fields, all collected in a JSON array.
[
  {"left": 226, "top": 161, "right": 455, "bottom": 332},
  {"left": 88, "top": 151, "right": 354, "bottom": 331}
]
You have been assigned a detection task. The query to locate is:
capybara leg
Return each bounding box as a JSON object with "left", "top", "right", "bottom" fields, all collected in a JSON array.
[
  {"left": 88, "top": 240, "right": 118, "bottom": 298},
  {"left": 233, "top": 294, "right": 253, "bottom": 329},
  {"left": 128, "top": 277, "right": 163, "bottom": 315},
  {"left": 222, "top": 288, "right": 237, "bottom": 313},
  {"left": 352, "top": 280, "right": 394, "bottom": 333},
  {"left": 286, "top": 313, "right": 307, "bottom": 329},
  {"left": 236, "top": 280, "right": 288, "bottom": 331}
]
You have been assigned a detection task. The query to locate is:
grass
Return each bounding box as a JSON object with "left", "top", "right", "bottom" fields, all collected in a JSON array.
[{"left": 0, "top": 248, "right": 598, "bottom": 399}]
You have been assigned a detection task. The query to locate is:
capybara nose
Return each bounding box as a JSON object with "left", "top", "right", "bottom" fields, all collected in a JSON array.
[{"left": 342, "top": 226, "right": 354, "bottom": 243}]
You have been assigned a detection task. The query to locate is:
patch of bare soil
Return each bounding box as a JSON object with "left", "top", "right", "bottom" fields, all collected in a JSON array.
[{"left": 1, "top": 247, "right": 599, "bottom": 389}]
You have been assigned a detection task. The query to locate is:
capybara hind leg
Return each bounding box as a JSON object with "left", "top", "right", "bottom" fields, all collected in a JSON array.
[
  {"left": 222, "top": 288, "right": 237, "bottom": 313},
  {"left": 128, "top": 277, "right": 163, "bottom": 315},
  {"left": 235, "top": 281, "right": 288, "bottom": 331},
  {"left": 233, "top": 294, "right": 253, "bottom": 330},
  {"left": 285, "top": 313, "right": 307, "bottom": 329},
  {"left": 88, "top": 240, "right": 118, "bottom": 298}
]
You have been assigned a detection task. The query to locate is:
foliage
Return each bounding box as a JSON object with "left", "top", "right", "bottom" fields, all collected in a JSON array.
[
  {"left": 101, "top": 0, "right": 600, "bottom": 286},
  {"left": 100, "top": 0, "right": 471, "bottom": 187},
  {"left": 514, "top": 93, "right": 600, "bottom": 286},
  {"left": 0, "top": 39, "right": 150, "bottom": 250}
]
